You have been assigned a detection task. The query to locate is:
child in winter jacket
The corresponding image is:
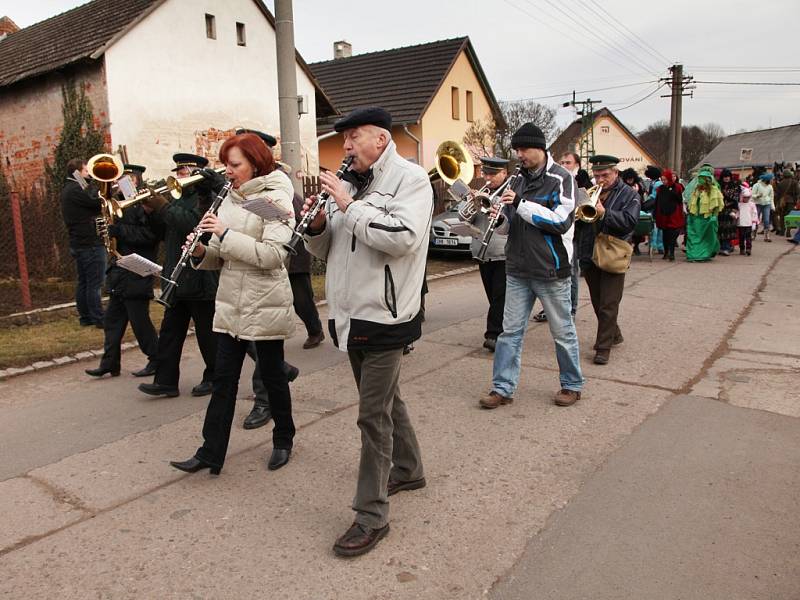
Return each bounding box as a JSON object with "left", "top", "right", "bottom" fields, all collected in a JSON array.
[{"left": 738, "top": 186, "right": 759, "bottom": 255}]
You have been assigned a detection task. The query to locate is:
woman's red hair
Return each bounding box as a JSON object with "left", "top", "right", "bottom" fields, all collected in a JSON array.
[{"left": 219, "top": 133, "right": 276, "bottom": 177}]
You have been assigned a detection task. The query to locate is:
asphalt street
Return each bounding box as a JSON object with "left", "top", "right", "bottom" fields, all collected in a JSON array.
[{"left": 1, "top": 241, "right": 798, "bottom": 599}]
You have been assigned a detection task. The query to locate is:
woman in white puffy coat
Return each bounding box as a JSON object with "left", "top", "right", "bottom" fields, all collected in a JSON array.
[{"left": 170, "top": 133, "right": 296, "bottom": 474}]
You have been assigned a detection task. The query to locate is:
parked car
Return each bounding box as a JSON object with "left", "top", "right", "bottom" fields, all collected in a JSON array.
[{"left": 428, "top": 206, "right": 474, "bottom": 255}]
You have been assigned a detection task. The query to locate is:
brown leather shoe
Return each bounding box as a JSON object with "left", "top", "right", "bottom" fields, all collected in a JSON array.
[
  {"left": 302, "top": 332, "right": 325, "bottom": 349},
  {"left": 593, "top": 349, "right": 610, "bottom": 365},
  {"left": 479, "top": 391, "right": 513, "bottom": 409},
  {"left": 554, "top": 389, "right": 581, "bottom": 407},
  {"left": 333, "top": 522, "right": 390, "bottom": 557},
  {"left": 387, "top": 477, "right": 426, "bottom": 497}
]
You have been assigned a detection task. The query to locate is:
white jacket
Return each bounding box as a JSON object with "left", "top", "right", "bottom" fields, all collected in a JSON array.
[
  {"left": 194, "top": 170, "right": 295, "bottom": 341},
  {"left": 305, "top": 140, "right": 432, "bottom": 351}
]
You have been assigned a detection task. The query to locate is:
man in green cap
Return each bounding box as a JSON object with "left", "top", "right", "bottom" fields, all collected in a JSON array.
[{"left": 575, "top": 155, "right": 640, "bottom": 365}]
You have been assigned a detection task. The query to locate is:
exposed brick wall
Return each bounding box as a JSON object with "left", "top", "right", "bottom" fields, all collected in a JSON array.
[{"left": 0, "top": 61, "right": 110, "bottom": 194}]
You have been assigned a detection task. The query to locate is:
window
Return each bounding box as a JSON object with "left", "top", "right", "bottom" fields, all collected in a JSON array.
[
  {"left": 205, "top": 14, "right": 216, "bottom": 39},
  {"left": 451, "top": 87, "right": 460, "bottom": 120},
  {"left": 600, "top": 125, "right": 610, "bottom": 133},
  {"left": 466, "top": 90, "right": 474, "bottom": 122},
  {"left": 236, "top": 22, "right": 246, "bottom": 46}
]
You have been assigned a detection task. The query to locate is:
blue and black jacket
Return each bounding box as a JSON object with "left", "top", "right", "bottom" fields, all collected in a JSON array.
[{"left": 499, "top": 153, "right": 576, "bottom": 281}]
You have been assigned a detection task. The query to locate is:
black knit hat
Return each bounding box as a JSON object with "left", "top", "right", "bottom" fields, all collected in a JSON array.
[
  {"left": 511, "top": 123, "right": 547, "bottom": 150},
  {"left": 644, "top": 165, "right": 662, "bottom": 180}
]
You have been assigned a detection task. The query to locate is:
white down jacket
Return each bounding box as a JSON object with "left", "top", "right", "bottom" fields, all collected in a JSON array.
[{"left": 194, "top": 170, "right": 295, "bottom": 341}]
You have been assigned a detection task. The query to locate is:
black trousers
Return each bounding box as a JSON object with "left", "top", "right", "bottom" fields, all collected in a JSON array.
[
  {"left": 582, "top": 264, "right": 626, "bottom": 351},
  {"left": 99, "top": 295, "right": 158, "bottom": 371},
  {"left": 248, "top": 343, "right": 296, "bottom": 407},
  {"left": 662, "top": 228, "right": 681, "bottom": 257},
  {"left": 289, "top": 273, "right": 322, "bottom": 337},
  {"left": 195, "top": 334, "right": 295, "bottom": 468},
  {"left": 738, "top": 226, "right": 752, "bottom": 252},
  {"left": 478, "top": 259, "right": 506, "bottom": 340},
  {"left": 153, "top": 298, "right": 216, "bottom": 387}
]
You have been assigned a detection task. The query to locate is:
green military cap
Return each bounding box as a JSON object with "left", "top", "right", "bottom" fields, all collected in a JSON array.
[{"left": 589, "top": 155, "right": 620, "bottom": 170}]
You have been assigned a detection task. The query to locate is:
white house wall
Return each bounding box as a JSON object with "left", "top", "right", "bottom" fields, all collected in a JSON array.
[{"left": 104, "top": 0, "right": 318, "bottom": 180}]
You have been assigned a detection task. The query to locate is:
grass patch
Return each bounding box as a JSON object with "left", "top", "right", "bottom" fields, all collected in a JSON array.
[{"left": 0, "top": 303, "right": 165, "bottom": 369}]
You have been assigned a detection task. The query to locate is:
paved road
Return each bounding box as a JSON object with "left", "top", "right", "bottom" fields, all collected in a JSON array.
[{"left": 1, "top": 242, "right": 797, "bottom": 599}]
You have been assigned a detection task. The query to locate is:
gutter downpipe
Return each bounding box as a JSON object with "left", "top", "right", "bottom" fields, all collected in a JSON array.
[{"left": 403, "top": 124, "right": 422, "bottom": 166}]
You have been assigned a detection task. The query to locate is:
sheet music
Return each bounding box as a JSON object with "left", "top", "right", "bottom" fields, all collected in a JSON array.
[
  {"left": 116, "top": 253, "right": 163, "bottom": 277},
  {"left": 241, "top": 198, "right": 294, "bottom": 221}
]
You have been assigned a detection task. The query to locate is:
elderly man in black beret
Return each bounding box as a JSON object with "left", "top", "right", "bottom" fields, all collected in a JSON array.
[{"left": 303, "top": 106, "right": 431, "bottom": 557}]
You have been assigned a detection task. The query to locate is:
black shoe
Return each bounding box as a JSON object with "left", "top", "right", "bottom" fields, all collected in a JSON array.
[
  {"left": 482, "top": 338, "right": 496, "bottom": 352},
  {"left": 169, "top": 456, "right": 220, "bottom": 475},
  {"left": 285, "top": 364, "right": 300, "bottom": 383},
  {"left": 191, "top": 381, "right": 213, "bottom": 396},
  {"left": 267, "top": 448, "right": 291, "bottom": 471},
  {"left": 131, "top": 361, "right": 157, "bottom": 377},
  {"left": 402, "top": 344, "right": 414, "bottom": 355},
  {"left": 138, "top": 382, "right": 179, "bottom": 397},
  {"left": 85, "top": 366, "right": 120, "bottom": 378},
  {"left": 333, "top": 522, "right": 390, "bottom": 557},
  {"left": 302, "top": 332, "right": 325, "bottom": 349},
  {"left": 532, "top": 310, "right": 547, "bottom": 323},
  {"left": 243, "top": 404, "right": 272, "bottom": 430},
  {"left": 387, "top": 477, "right": 426, "bottom": 497}
]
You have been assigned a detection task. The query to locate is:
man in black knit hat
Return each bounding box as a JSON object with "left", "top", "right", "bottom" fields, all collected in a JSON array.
[{"left": 480, "top": 123, "right": 585, "bottom": 410}]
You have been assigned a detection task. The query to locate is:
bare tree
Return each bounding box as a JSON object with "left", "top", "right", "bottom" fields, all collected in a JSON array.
[
  {"left": 637, "top": 120, "right": 725, "bottom": 174},
  {"left": 496, "top": 100, "right": 560, "bottom": 159},
  {"left": 462, "top": 117, "right": 497, "bottom": 162}
]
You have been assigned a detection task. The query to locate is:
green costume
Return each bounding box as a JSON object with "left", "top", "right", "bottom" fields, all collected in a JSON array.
[{"left": 685, "top": 168, "right": 725, "bottom": 262}]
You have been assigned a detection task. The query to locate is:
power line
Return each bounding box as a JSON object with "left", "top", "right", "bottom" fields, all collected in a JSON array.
[
  {"left": 574, "top": 0, "right": 668, "bottom": 71},
  {"left": 499, "top": 0, "right": 652, "bottom": 79},
  {"left": 506, "top": 80, "right": 657, "bottom": 102},
  {"left": 585, "top": 0, "right": 672, "bottom": 66},
  {"left": 695, "top": 80, "right": 800, "bottom": 86},
  {"left": 528, "top": 0, "right": 660, "bottom": 76},
  {"left": 612, "top": 83, "right": 666, "bottom": 112}
]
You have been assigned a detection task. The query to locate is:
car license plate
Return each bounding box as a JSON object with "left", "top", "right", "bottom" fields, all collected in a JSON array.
[{"left": 434, "top": 238, "right": 458, "bottom": 246}]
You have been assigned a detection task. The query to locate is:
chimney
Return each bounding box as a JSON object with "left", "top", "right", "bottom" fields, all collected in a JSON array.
[
  {"left": 0, "top": 16, "right": 19, "bottom": 39},
  {"left": 333, "top": 40, "right": 352, "bottom": 60}
]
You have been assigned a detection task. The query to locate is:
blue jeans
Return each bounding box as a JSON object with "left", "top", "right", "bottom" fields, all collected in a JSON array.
[
  {"left": 570, "top": 257, "right": 579, "bottom": 316},
  {"left": 70, "top": 245, "right": 106, "bottom": 324},
  {"left": 493, "top": 274, "right": 584, "bottom": 396},
  {"left": 756, "top": 205, "right": 771, "bottom": 231}
]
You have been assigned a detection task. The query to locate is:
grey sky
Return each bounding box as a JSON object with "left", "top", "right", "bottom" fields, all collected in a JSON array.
[{"left": 3, "top": 0, "right": 798, "bottom": 137}]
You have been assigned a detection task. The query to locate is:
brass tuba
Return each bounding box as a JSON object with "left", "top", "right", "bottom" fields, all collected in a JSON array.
[
  {"left": 575, "top": 184, "right": 603, "bottom": 223},
  {"left": 429, "top": 140, "right": 474, "bottom": 186},
  {"left": 87, "top": 153, "right": 125, "bottom": 257}
]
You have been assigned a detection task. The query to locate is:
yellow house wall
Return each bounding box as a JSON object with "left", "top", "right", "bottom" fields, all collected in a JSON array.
[
  {"left": 420, "top": 51, "right": 494, "bottom": 171},
  {"left": 317, "top": 123, "right": 423, "bottom": 172},
  {"left": 571, "top": 115, "right": 659, "bottom": 175}
]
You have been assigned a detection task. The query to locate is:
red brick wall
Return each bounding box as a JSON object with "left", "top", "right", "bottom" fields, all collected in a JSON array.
[{"left": 0, "top": 61, "right": 110, "bottom": 194}]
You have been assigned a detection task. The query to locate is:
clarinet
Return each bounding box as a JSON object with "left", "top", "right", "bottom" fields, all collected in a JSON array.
[
  {"left": 476, "top": 165, "right": 523, "bottom": 263},
  {"left": 283, "top": 155, "right": 354, "bottom": 254},
  {"left": 157, "top": 180, "right": 233, "bottom": 308}
]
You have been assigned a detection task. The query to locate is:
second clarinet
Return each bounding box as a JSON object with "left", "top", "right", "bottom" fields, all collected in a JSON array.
[
  {"left": 283, "top": 155, "right": 354, "bottom": 254},
  {"left": 476, "top": 165, "right": 523, "bottom": 263},
  {"left": 157, "top": 179, "right": 233, "bottom": 308}
]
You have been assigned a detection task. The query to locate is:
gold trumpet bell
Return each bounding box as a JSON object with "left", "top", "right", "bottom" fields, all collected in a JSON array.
[
  {"left": 165, "top": 167, "right": 226, "bottom": 200},
  {"left": 434, "top": 140, "right": 474, "bottom": 186},
  {"left": 575, "top": 184, "right": 603, "bottom": 223}
]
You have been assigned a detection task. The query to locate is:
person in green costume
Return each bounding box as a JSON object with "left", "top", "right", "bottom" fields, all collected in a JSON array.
[{"left": 685, "top": 165, "right": 725, "bottom": 262}]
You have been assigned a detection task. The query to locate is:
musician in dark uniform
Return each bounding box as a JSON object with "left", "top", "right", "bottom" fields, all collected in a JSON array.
[
  {"left": 575, "top": 155, "right": 640, "bottom": 365},
  {"left": 85, "top": 164, "right": 161, "bottom": 378},
  {"left": 460, "top": 156, "right": 509, "bottom": 352},
  {"left": 138, "top": 153, "right": 218, "bottom": 398}
]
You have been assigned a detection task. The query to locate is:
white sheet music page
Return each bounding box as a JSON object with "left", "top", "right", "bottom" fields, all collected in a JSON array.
[
  {"left": 241, "top": 198, "right": 293, "bottom": 221},
  {"left": 116, "top": 253, "right": 163, "bottom": 277}
]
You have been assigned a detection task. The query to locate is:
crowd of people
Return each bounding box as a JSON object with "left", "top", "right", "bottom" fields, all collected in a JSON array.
[{"left": 58, "top": 105, "right": 798, "bottom": 559}]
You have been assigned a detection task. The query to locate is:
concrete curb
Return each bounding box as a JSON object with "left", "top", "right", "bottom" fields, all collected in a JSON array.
[{"left": 0, "top": 265, "right": 479, "bottom": 382}]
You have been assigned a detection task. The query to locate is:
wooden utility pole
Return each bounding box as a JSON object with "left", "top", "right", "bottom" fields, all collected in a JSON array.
[
  {"left": 275, "top": 0, "right": 303, "bottom": 195},
  {"left": 662, "top": 65, "right": 694, "bottom": 176}
]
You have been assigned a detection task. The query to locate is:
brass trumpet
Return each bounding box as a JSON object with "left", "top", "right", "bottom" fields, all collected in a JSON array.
[
  {"left": 575, "top": 184, "right": 603, "bottom": 223},
  {"left": 165, "top": 167, "right": 226, "bottom": 200}
]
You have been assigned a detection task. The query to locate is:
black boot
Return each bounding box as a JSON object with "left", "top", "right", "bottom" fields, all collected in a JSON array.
[
  {"left": 86, "top": 365, "right": 120, "bottom": 378},
  {"left": 131, "top": 361, "right": 157, "bottom": 377},
  {"left": 243, "top": 402, "right": 272, "bottom": 430}
]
